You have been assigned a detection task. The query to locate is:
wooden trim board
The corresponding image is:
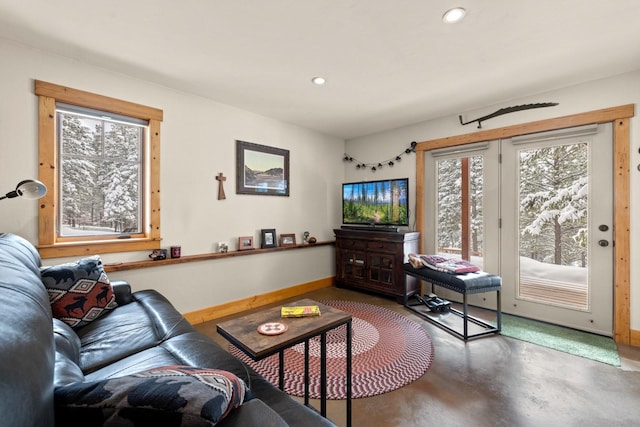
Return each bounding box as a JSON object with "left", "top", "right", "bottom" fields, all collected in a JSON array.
[
  {"left": 183, "top": 277, "right": 335, "bottom": 325},
  {"left": 631, "top": 329, "right": 640, "bottom": 348}
]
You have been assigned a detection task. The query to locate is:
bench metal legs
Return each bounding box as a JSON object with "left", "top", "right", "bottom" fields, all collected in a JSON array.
[
  {"left": 455, "top": 290, "right": 501, "bottom": 340},
  {"left": 404, "top": 278, "right": 501, "bottom": 341}
]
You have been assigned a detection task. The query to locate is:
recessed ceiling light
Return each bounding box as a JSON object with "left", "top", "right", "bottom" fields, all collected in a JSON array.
[
  {"left": 311, "top": 77, "right": 326, "bottom": 85},
  {"left": 442, "top": 7, "right": 466, "bottom": 24}
]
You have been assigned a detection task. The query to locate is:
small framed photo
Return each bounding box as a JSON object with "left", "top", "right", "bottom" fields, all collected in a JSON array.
[
  {"left": 261, "top": 229, "right": 277, "bottom": 248},
  {"left": 238, "top": 236, "right": 254, "bottom": 251},
  {"left": 279, "top": 233, "right": 297, "bottom": 246}
]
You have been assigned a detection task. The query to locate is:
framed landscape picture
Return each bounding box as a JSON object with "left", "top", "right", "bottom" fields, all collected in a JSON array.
[{"left": 236, "top": 140, "right": 289, "bottom": 196}]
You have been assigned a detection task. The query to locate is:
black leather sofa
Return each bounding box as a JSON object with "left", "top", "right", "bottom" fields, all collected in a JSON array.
[{"left": 0, "top": 233, "right": 335, "bottom": 427}]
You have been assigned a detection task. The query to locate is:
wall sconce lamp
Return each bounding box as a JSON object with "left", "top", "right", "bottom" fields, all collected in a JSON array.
[{"left": 0, "top": 179, "right": 47, "bottom": 202}]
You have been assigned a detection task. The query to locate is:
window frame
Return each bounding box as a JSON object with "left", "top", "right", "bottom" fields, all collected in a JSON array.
[{"left": 35, "top": 80, "right": 162, "bottom": 258}]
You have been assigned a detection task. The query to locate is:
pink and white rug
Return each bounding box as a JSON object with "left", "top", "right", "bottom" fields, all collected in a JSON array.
[{"left": 229, "top": 300, "right": 434, "bottom": 399}]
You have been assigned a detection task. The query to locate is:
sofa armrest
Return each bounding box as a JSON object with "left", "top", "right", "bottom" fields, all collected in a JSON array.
[
  {"left": 216, "top": 399, "right": 289, "bottom": 427},
  {"left": 111, "top": 280, "right": 133, "bottom": 305}
]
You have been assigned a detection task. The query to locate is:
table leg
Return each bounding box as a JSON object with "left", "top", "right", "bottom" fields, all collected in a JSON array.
[
  {"left": 304, "top": 338, "right": 310, "bottom": 406},
  {"left": 346, "top": 319, "right": 352, "bottom": 427},
  {"left": 497, "top": 290, "right": 502, "bottom": 331},
  {"left": 320, "top": 331, "right": 327, "bottom": 417},
  {"left": 279, "top": 350, "right": 285, "bottom": 390}
]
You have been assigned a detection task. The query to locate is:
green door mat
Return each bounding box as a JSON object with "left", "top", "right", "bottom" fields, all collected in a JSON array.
[{"left": 498, "top": 314, "right": 620, "bottom": 366}]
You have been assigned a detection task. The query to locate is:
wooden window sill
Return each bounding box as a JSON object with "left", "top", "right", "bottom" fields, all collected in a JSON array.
[{"left": 38, "top": 237, "right": 160, "bottom": 259}]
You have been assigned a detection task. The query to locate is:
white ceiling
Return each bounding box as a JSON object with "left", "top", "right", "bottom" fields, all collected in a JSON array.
[{"left": 1, "top": 0, "right": 640, "bottom": 140}]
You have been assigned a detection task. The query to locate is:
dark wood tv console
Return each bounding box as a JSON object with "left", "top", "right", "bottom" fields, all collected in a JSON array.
[{"left": 334, "top": 228, "right": 420, "bottom": 302}]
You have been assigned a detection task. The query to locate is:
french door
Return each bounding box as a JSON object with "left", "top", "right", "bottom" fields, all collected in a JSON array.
[{"left": 425, "top": 123, "right": 614, "bottom": 335}]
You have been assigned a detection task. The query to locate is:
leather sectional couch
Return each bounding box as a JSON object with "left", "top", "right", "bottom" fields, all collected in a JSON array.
[{"left": 0, "top": 233, "right": 335, "bottom": 426}]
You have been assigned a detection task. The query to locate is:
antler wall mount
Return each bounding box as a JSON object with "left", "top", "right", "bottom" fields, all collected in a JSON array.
[{"left": 459, "top": 102, "right": 559, "bottom": 129}]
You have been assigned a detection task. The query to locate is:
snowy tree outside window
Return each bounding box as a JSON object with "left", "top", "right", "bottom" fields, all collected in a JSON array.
[
  {"left": 434, "top": 142, "right": 590, "bottom": 311},
  {"left": 36, "top": 80, "right": 162, "bottom": 259},
  {"left": 436, "top": 156, "right": 484, "bottom": 260},
  {"left": 515, "top": 142, "right": 590, "bottom": 310},
  {"left": 57, "top": 109, "right": 143, "bottom": 237},
  {"left": 518, "top": 143, "right": 588, "bottom": 267}
]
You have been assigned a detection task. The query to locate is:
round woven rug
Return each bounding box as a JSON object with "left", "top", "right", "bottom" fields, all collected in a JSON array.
[{"left": 229, "top": 300, "right": 434, "bottom": 399}]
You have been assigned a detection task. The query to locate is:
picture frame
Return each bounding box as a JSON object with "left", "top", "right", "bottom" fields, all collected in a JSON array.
[
  {"left": 238, "top": 236, "right": 254, "bottom": 251},
  {"left": 279, "top": 233, "right": 297, "bottom": 246},
  {"left": 236, "top": 140, "right": 290, "bottom": 196},
  {"left": 261, "top": 229, "right": 277, "bottom": 248}
]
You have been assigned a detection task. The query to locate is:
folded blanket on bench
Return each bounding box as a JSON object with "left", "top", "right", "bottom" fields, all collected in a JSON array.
[{"left": 408, "top": 253, "right": 480, "bottom": 274}]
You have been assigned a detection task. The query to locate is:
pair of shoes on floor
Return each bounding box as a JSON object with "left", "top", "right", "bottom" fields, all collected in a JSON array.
[{"left": 415, "top": 293, "right": 451, "bottom": 312}]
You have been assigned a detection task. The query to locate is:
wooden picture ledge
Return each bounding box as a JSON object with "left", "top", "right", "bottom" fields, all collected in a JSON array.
[{"left": 104, "top": 240, "right": 334, "bottom": 273}]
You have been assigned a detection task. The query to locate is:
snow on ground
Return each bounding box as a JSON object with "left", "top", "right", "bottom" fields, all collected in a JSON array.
[{"left": 444, "top": 252, "right": 587, "bottom": 284}]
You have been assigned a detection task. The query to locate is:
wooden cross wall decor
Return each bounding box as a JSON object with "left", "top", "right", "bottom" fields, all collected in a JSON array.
[{"left": 216, "top": 173, "right": 227, "bottom": 200}]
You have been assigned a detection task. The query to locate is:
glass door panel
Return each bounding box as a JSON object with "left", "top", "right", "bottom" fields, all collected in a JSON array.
[
  {"left": 368, "top": 254, "right": 393, "bottom": 284},
  {"left": 501, "top": 123, "right": 613, "bottom": 335},
  {"left": 425, "top": 124, "right": 613, "bottom": 334},
  {"left": 436, "top": 156, "right": 484, "bottom": 268},
  {"left": 517, "top": 143, "right": 589, "bottom": 311},
  {"left": 425, "top": 142, "right": 499, "bottom": 309},
  {"left": 343, "top": 252, "right": 365, "bottom": 279}
]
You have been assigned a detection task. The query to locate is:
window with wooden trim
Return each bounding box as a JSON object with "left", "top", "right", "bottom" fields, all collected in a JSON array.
[{"left": 35, "top": 80, "right": 162, "bottom": 258}]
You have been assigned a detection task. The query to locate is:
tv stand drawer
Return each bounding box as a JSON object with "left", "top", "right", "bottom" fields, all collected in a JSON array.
[
  {"left": 366, "top": 241, "right": 397, "bottom": 252},
  {"left": 337, "top": 239, "right": 367, "bottom": 250}
]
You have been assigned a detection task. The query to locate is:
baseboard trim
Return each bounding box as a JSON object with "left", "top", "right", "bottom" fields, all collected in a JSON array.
[
  {"left": 630, "top": 329, "right": 640, "bottom": 347},
  {"left": 183, "top": 277, "right": 335, "bottom": 324}
]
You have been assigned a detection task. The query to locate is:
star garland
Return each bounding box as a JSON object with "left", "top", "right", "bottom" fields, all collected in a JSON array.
[{"left": 343, "top": 141, "right": 417, "bottom": 171}]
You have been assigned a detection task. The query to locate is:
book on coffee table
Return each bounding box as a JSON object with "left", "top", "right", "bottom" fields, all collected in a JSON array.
[{"left": 281, "top": 305, "right": 321, "bottom": 318}]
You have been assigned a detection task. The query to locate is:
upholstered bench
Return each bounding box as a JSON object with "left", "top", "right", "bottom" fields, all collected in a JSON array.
[{"left": 403, "top": 263, "right": 502, "bottom": 340}]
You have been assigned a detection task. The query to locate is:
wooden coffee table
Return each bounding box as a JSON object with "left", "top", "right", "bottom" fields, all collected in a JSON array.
[{"left": 217, "top": 298, "right": 353, "bottom": 427}]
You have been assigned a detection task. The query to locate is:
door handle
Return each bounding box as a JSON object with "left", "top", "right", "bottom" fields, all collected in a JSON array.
[{"left": 598, "top": 239, "right": 609, "bottom": 247}]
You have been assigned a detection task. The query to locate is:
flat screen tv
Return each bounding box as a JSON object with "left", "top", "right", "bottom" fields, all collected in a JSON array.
[{"left": 342, "top": 178, "right": 409, "bottom": 227}]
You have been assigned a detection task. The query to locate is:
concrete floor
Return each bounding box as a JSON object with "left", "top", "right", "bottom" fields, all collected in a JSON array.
[{"left": 194, "top": 287, "right": 640, "bottom": 427}]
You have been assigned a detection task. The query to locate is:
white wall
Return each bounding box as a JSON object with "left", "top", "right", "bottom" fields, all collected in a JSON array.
[
  {"left": 0, "top": 39, "right": 344, "bottom": 313},
  {"left": 346, "top": 70, "right": 640, "bottom": 330},
  {"left": 3, "top": 37, "right": 637, "bottom": 324}
]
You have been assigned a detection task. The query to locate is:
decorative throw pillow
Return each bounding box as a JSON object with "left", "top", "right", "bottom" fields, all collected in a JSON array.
[
  {"left": 41, "top": 255, "right": 117, "bottom": 328},
  {"left": 54, "top": 365, "right": 247, "bottom": 427}
]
